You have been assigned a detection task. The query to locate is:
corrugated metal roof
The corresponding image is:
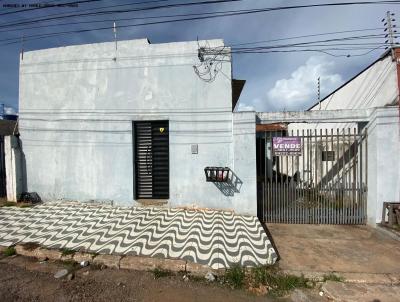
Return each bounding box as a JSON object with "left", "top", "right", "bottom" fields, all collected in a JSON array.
[{"left": 256, "top": 123, "right": 287, "bottom": 132}]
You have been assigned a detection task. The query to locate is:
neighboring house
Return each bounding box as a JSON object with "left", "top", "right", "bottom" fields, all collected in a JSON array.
[
  {"left": 18, "top": 38, "right": 257, "bottom": 215},
  {"left": 291, "top": 47, "right": 398, "bottom": 130},
  {"left": 257, "top": 48, "right": 400, "bottom": 225},
  {"left": 291, "top": 48, "right": 400, "bottom": 225}
]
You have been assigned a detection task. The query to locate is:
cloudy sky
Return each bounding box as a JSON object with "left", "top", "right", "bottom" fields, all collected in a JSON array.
[{"left": 0, "top": 0, "right": 398, "bottom": 112}]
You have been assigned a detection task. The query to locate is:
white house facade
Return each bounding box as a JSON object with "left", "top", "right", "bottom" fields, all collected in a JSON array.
[{"left": 18, "top": 38, "right": 257, "bottom": 215}]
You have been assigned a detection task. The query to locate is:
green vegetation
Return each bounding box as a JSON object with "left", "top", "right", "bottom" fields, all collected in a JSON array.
[
  {"left": 21, "top": 242, "right": 40, "bottom": 251},
  {"left": 189, "top": 274, "right": 205, "bottom": 282},
  {"left": 19, "top": 203, "right": 33, "bottom": 208},
  {"left": 224, "top": 264, "right": 246, "bottom": 289},
  {"left": 223, "top": 264, "right": 313, "bottom": 297},
  {"left": 323, "top": 273, "right": 344, "bottom": 282},
  {"left": 60, "top": 259, "right": 79, "bottom": 272},
  {"left": 265, "top": 271, "right": 311, "bottom": 297},
  {"left": 0, "top": 202, "right": 17, "bottom": 207},
  {"left": 60, "top": 248, "right": 75, "bottom": 256},
  {"left": 3, "top": 246, "right": 16, "bottom": 257},
  {"left": 250, "top": 265, "right": 312, "bottom": 297},
  {"left": 153, "top": 267, "right": 174, "bottom": 279},
  {"left": 0, "top": 200, "right": 35, "bottom": 208},
  {"left": 89, "top": 262, "right": 103, "bottom": 270}
]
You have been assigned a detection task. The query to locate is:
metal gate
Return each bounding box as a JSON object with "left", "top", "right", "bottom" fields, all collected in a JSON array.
[{"left": 257, "top": 128, "right": 367, "bottom": 224}]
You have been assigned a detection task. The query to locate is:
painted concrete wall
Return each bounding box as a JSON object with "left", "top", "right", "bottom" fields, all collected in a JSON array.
[
  {"left": 366, "top": 107, "right": 400, "bottom": 224},
  {"left": 232, "top": 112, "right": 257, "bottom": 215},
  {"left": 5, "top": 136, "right": 25, "bottom": 202},
  {"left": 19, "top": 39, "right": 257, "bottom": 215}
]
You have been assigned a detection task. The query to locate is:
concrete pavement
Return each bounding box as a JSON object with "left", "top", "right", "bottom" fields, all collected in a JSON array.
[
  {"left": 267, "top": 224, "right": 400, "bottom": 277},
  {"left": 321, "top": 281, "right": 400, "bottom": 302},
  {"left": 264, "top": 224, "right": 400, "bottom": 301}
]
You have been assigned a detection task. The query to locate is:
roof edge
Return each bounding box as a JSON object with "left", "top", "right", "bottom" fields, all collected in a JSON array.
[{"left": 306, "top": 48, "right": 397, "bottom": 111}]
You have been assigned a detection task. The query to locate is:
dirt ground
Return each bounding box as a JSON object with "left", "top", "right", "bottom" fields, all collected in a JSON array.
[
  {"left": 2, "top": 251, "right": 400, "bottom": 302},
  {"left": 0, "top": 255, "right": 277, "bottom": 302}
]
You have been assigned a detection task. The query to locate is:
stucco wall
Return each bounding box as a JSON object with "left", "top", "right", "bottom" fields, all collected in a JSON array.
[
  {"left": 19, "top": 39, "right": 257, "bottom": 215},
  {"left": 366, "top": 107, "right": 400, "bottom": 224},
  {"left": 232, "top": 112, "right": 257, "bottom": 215},
  {"left": 5, "top": 136, "right": 25, "bottom": 202}
]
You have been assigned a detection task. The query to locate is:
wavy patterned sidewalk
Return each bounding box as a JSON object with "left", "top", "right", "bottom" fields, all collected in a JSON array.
[{"left": 0, "top": 203, "right": 277, "bottom": 269}]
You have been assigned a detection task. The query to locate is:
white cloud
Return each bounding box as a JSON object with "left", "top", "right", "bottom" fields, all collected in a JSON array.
[
  {"left": 236, "top": 103, "right": 255, "bottom": 112},
  {"left": 4, "top": 106, "right": 17, "bottom": 115},
  {"left": 266, "top": 56, "right": 343, "bottom": 110}
]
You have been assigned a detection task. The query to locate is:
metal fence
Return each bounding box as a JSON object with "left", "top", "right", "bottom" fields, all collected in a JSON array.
[
  {"left": 0, "top": 136, "right": 5, "bottom": 198},
  {"left": 257, "top": 128, "right": 368, "bottom": 224}
]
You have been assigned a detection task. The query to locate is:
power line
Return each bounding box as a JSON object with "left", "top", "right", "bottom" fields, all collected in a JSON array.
[
  {"left": 0, "top": 6, "right": 259, "bottom": 33},
  {"left": 0, "top": 0, "right": 103, "bottom": 17},
  {"left": 230, "top": 34, "right": 386, "bottom": 49},
  {"left": 193, "top": 35, "right": 388, "bottom": 78},
  {"left": 230, "top": 28, "right": 386, "bottom": 46},
  {"left": 0, "top": 10, "right": 388, "bottom": 40},
  {"left": 0, "top": 31, "right": 388, "bottom": 60},
  {"left": 230, "top": 47, "right": 387, "bottom": 57},
  {"left": 0, "top": 0, "right": 64, "bottom": 14},
  {"left": 9, "top": 32, "right": 385, "bottom": 64},
  {"left": 0, "top": 0, "right": 172, "bottom": 24},
  {"left": 192, "top": 34, "right": 388, "bottom": 58},
  {"left": 0, "top": 27, "right": 387, "bottom": 51},
  {"left": 0, "top": 0, "right": 245, "bottom": 28},
  {"left": 0, "top": 1, "right": 399, "bottom": 47},
  {"left": 1, "top": 0, "right": 399, "bottom": 30}
]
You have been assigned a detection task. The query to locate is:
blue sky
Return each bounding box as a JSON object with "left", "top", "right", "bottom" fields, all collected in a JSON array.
[{"left": 0, "top": 0, "right": 398, "bottom": 112}]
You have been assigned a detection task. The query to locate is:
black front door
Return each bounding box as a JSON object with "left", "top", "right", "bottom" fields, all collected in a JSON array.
[{"left": 134, "top": 121, "right": 169, "bottom": 199}]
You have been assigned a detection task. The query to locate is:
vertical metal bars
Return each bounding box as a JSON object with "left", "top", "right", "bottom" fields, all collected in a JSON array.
[{"left": 259, "top": 127, "right": 367, "bottom": 224}]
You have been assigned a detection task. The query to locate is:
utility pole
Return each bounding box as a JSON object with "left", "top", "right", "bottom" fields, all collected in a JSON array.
[
  {"left": 113, "top": 21, "right": 117, "bottom": 50},
  {"left": 383, "top": 13, "right": 400, "bottom": 193},
  {"left": 20, "top": 34, "right": 24, "bottom": 61},
  {"left": 113, "top": 21, "right": 117, "bottom": 61},
  {"left": 317, "top": 77, "right": 321, "bottom": 110},
  {"left": 384, "top": 12, "right": 400, "bottom": 148},
  {"left": 383, "top": 11, "right": 397, "bottom": 59}
]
